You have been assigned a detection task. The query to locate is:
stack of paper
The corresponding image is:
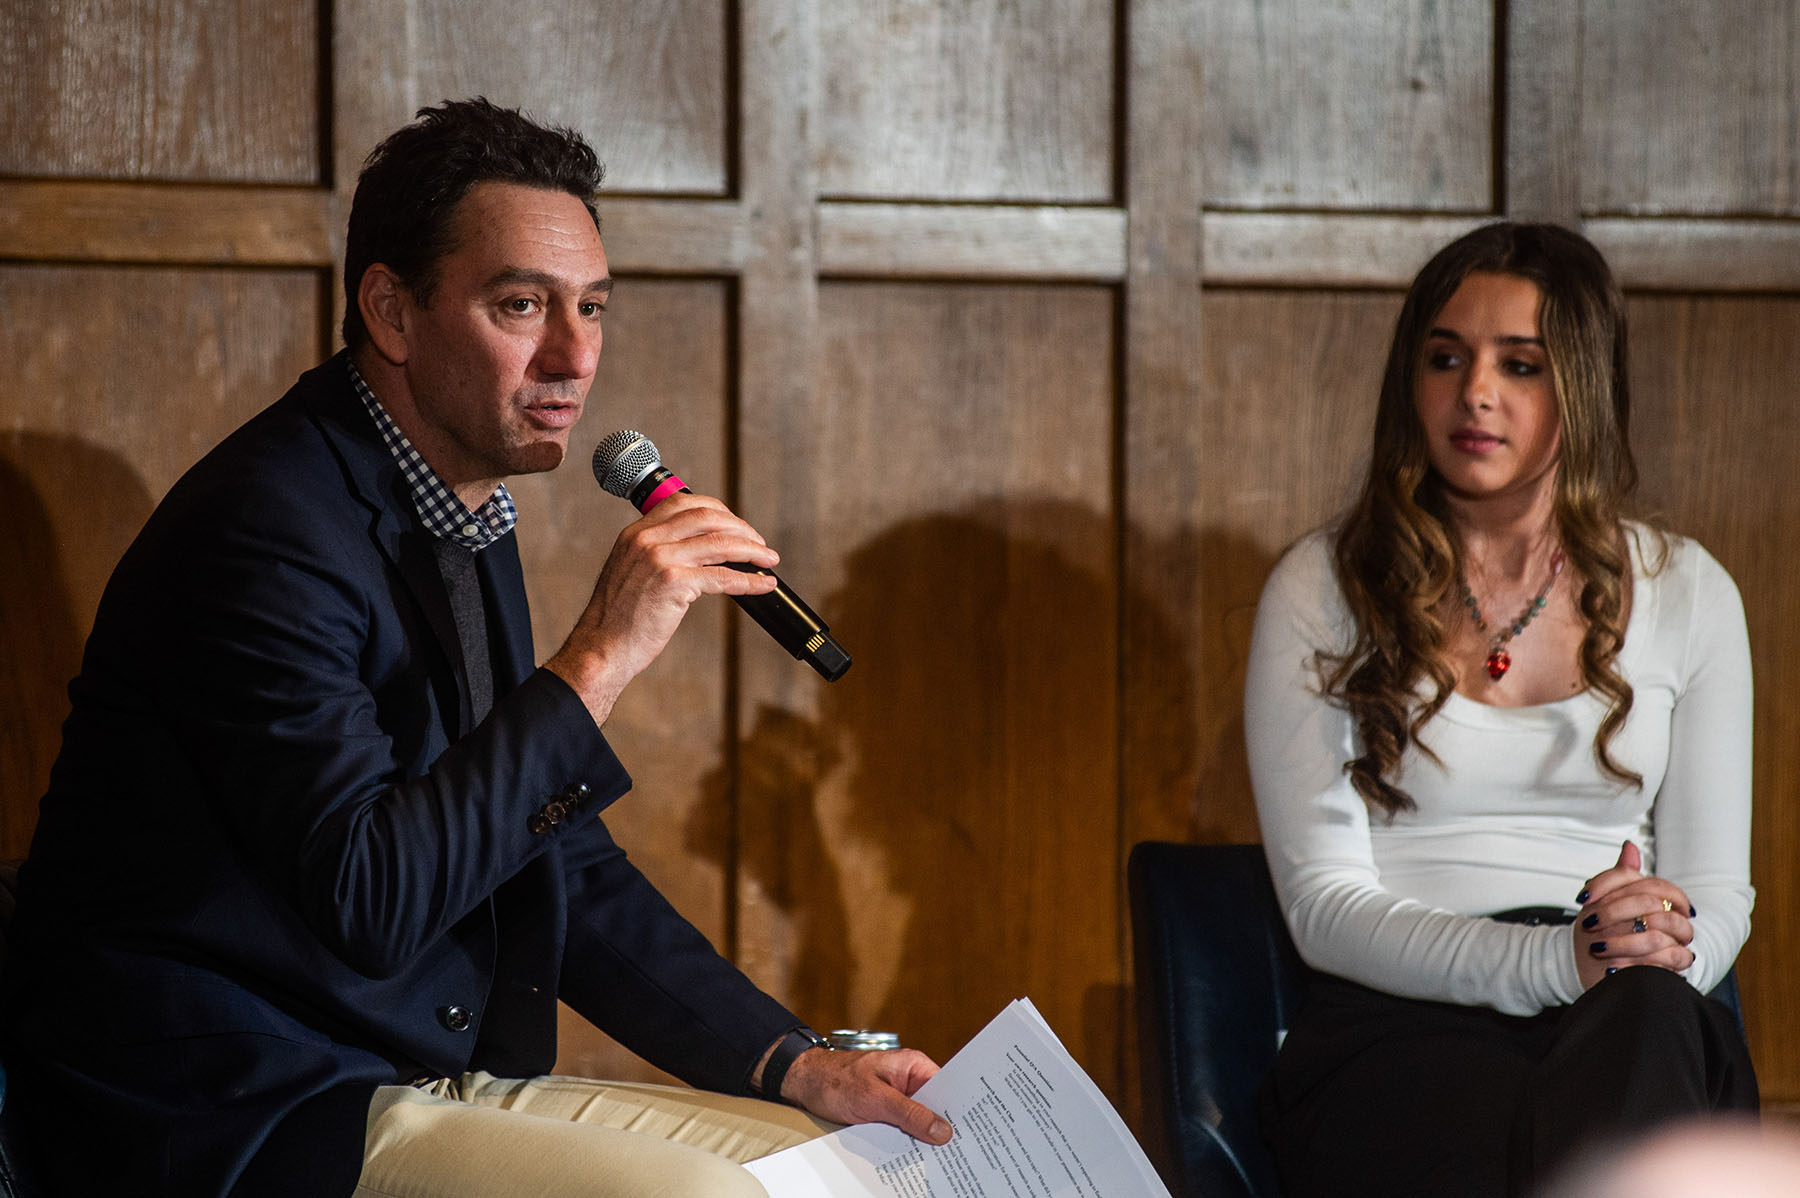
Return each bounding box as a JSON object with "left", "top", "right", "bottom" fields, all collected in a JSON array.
[{"left": 745, "top": 998, "right": 1173, "bottom": 1198}]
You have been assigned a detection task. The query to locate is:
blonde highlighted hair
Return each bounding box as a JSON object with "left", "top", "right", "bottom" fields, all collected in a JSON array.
[{"left": 1324, "top": 222, "right": 1645, "bottom": 817}]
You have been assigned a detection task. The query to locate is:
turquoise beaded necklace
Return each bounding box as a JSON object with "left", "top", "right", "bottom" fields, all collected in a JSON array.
[{"left": 1462, "top": 548, "right": 1566, "bottom": 681}]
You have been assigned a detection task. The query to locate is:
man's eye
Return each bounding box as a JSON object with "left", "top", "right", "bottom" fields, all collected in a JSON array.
[
  {"left": 580, "top": 301, "right": 606, "bottom": 317},
  {"left": 506, "top": 298, "right": 538, "bottom": 313}
]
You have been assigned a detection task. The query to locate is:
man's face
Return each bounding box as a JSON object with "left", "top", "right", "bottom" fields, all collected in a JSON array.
[{"left": 390, "top": 181, "right": 611, "bottom": 501}]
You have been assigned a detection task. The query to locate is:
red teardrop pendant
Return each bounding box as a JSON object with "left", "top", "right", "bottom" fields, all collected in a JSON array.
[{"left": 1486, "top": 650, "right": 1511, "bottom": 680}]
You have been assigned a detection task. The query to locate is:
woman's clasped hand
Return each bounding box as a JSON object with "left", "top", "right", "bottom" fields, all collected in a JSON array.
[{"left": 1573, "top": 841, "right": 1697, "bottom": 991}]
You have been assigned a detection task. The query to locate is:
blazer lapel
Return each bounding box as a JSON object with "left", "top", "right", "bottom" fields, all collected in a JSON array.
[
  {"left": 306, "top": 357, "right": 477, "bottom": 736},
  {"left": 479, "top": 533, "right": 535, "bottom": 692}
]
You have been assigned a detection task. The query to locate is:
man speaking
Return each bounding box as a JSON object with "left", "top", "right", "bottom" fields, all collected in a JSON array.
[{"left": 2, "top": 98, "right": 948, "bottom": 1197}]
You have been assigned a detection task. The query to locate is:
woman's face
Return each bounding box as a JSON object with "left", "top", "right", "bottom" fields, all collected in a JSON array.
[{"left": 1414, "top": 270, "right": 1562, "bottom": 510}]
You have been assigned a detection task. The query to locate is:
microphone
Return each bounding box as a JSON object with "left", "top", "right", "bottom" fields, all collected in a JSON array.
[{"left": 592, "top": 430, "right": 851, "bottom": 682}]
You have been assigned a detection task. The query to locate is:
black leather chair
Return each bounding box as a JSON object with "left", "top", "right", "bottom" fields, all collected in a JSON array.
[
  {"left": 0, "top": 1063, "right": 22, "bottom": 1198},
  {"left": 1128, "top": 840, "right": 1748, "bottom": 1198},
  {"left": 0, "top": 860, "right": 32, "bottom": 1198},
  {"left": 1130, "top": 842, "right": 1301, "bottom": 1198}
]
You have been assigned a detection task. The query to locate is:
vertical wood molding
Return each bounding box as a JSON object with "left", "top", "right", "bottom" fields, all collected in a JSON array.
[
  {"left": 1502, "top": 0, "right": 1583, "bottom": 224},
  {"left": 1123, "top": 0, "right": 1208, "bottom": 846},
  {"left": 327, "top": 0, "right": 415, "bottom": 357},
  {"left": 1121, "top": 0, "right": 1209, "bottom": 1119},
  {"left": 733, "top": 0, "right": 824, "bottom": 995}
]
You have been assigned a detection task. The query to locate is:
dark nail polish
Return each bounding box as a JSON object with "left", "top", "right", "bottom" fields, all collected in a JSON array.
[
  {"left": 1589, "top": 941, "right": 1607, "bottom": 954},
  {"left": 1632, "top": 917, "right": 1647, "bottom": 933},
  {"left": 1690, "top": 905, "right": 1697, "bottom": 917},
  {"left": 1581, "top": 913, "right": 1599, "bottom": 929},
  {"left": 1605, "top": 967, "right": 1618, "bottom": 975},
  {"left": 1576, "top": 889, "right": 1590, "bottom": 905}
]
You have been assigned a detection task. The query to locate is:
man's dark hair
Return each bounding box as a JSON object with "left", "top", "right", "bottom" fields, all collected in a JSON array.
[{"left": 341, "top": 97, "right": 606, "bottom": 350}]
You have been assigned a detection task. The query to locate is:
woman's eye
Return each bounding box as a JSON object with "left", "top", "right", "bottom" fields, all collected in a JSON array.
[
  {"left": 1506, "top": 359, "right": 1542, "bottom": 376},
  {"left": 1427, "top": 350, "right": 1462, "bottom": 370}
]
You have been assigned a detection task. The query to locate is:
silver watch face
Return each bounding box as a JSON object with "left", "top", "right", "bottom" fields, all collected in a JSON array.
[{"left": 826, "top": 1029, "right": 900, "bottom": 1051}]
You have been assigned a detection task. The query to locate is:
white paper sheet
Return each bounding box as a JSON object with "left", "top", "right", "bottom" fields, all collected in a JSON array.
[{"left": 745, "top": 999, "right": 1173, "bottom": 1198}]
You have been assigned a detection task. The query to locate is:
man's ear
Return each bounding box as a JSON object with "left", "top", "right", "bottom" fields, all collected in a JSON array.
[{"left": 358, "top": 264, "right": 412, "bottom": 366}]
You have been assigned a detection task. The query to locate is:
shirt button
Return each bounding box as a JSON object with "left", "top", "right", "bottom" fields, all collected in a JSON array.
[
  {"left": 460, "top": 523, "right": 480, "bottom": 538},
  {"left": 439, "top": 1005, "right": 474, "bottom": 1033}
]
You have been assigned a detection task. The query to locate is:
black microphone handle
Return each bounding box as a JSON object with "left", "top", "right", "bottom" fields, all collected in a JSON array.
[
  {"left": 626, "top": 466, "right": 851, "bottom": 682},
  {"left": 722, "top": 564, "right": 851, "bottom": 681}
]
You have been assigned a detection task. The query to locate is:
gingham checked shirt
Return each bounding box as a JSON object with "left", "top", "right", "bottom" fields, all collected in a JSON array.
[{"left": 346, "top": 359, "right": 517, "bottom": 551}]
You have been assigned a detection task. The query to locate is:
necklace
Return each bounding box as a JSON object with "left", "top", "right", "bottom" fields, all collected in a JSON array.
[{"left": 1461, "top": 548, "right": 1565, "bottom": 681}]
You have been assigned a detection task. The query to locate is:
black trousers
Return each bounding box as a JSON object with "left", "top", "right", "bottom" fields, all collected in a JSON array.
[{"left": 1258, "top": 965, "right": 1758, "bottom": 1198}]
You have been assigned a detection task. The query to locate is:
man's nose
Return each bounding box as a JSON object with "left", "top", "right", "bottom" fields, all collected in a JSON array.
[{"left": 538, "top": 308, "right": 601, "bottom": 379}]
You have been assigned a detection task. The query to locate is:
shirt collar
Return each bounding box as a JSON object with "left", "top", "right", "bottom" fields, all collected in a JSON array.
[{"left": 346, "top": 358, "right": 517, "bottom": 551}]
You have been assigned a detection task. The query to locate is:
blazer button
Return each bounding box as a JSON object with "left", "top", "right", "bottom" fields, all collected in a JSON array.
[
  {"left": 439, "top": 1005, "right": 474, "bottom": 1033},
  {"left": 528, "top": 812, "right": 551, "bottom": 835}
]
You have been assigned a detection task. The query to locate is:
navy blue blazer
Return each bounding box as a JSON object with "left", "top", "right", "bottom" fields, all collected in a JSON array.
[{"left": 3, "top": 355, "right": 799, "bottom": 1196}]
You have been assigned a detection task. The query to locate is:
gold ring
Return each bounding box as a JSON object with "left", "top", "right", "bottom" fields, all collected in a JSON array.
[{"left": 1661, "top": 898, "right": 1674, "bottom": 912}]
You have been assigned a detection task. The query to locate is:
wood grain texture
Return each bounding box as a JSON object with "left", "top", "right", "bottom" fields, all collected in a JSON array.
[
  {"left": 1201, "top": 0, "right": 1493, "bottom": 210},
  {"left": 733, "top": 0, "right": 829, "bottom": 1025},
  {"left": 1121, "top": 0, "right": 1206, "bottom": 955},
  {"left": 527, "top": 279, "right": 735, "bottom": 1083},
  {"left": 1179, "top": 290, "right": 1399, "bottom": 845},
  {"left": 0, "top": 0, "right": 320, "bottom": 183},
  {"left": 1503, "top": 0, "right": 1582, "bottom": 223},
  {"left": 1581, "top": 1, "right": 1800, "bottom": 216},
  {"left": 817, "top": 0, "right": 1114, "bottom": 202},
  {"left": 742, "top": 280, "right": 1120, "bottom": 1089},
  {"left": 0, "top": 181, "right": 331, "bottom": 265},
  {"left": 1202, "top": 212, "right": 1488, "bottom": 288},
  {"left": 374, "top": 0, "right": 731, "bottom": 196},
  {"left": 1588, "top": 218, "right": 1800, "bottom": 292},
  {"left": 1118, "top": 0, "right": 1210, "bottom": 1127},
  {"left": 1627, "top": 294, "right": 1800, "bottom": 1102},
  {"left": 1207, "top": 212, "right": 1800, "bottom": 292},
  {"left": 11, "top": 192, "right": 1798, "bottom": 294},
  {"left": 592, "top": 198, "right": 746, "bottom": 274},
  {"left": 819, "top": 202, "right": 1127, "bottom": 280},
  {"left": 0, "top": 264, "right": 323, "bottom": 859}
]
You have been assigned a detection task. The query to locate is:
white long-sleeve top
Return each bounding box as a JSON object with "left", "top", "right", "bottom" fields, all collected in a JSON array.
[{"left": 1246, "top": 525, "right": 1754, "bottom": 1017}]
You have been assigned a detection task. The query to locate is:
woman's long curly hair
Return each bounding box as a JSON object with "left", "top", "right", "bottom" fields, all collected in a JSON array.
[{"left": 1324, "top": 222, "right": 1644, "bottom": 817}]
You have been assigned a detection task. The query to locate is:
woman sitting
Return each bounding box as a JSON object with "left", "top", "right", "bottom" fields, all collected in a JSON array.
[{"left": 1245, "top": 221, "right": 1758, "bottom": 1198}]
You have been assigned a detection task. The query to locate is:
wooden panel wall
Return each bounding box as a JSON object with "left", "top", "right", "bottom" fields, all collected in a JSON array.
[
  {"left": 818, "top": 1, "right": 1115, "bottom": 201},
  {"left": 4, "top": 0, "right": 1798, "bottom": 1128},
  {"left": 1200, "top": 0, "right": 1492, "bottom": 209},
  {"left": 0, "top": 0, "right": 320, "bottom": 182}
]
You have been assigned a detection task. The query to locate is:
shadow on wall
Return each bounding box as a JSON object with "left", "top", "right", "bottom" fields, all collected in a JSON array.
[
  {"left": 1182, "top": 523, "right": 1280, "bottom": 845},
  {"left": 0, "top": 433, "right": 155, "bottom": 860},
  {"left": 688, "top": 500, "right": 1254, "bottom": 1067}
]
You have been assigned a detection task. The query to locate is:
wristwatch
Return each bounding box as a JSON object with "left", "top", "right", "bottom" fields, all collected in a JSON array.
[{"left": 758, "top": 1027, "right": 830, "bottom": 1100}]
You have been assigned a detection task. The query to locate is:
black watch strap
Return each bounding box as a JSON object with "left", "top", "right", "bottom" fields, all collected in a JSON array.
[{"left": 759, "top": 1027, "right": 828, "bottom": 1100}]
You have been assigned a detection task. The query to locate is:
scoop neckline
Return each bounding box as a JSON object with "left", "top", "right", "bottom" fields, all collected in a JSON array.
[{"left": 1443, "top": 528, "right": 1656, "bottom": 715}]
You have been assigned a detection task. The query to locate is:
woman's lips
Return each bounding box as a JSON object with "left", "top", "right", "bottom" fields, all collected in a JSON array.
[{"left": 1449, "top": 428, "right": 1502, "bottom": 454}]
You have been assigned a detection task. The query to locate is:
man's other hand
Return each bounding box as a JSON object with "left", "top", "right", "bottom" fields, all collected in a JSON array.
[{"left": 780, "top": 1048, "right": 953, "bottom": 1145}]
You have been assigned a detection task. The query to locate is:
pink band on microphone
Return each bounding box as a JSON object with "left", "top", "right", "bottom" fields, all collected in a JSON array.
[{"left": 640, "top": 475, "right": 686, "bottom": 512}]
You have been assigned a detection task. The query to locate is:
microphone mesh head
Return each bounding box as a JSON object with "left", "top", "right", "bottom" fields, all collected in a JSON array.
[{"left": 592, "top": 429, "right": 662, "bottom": 498}]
